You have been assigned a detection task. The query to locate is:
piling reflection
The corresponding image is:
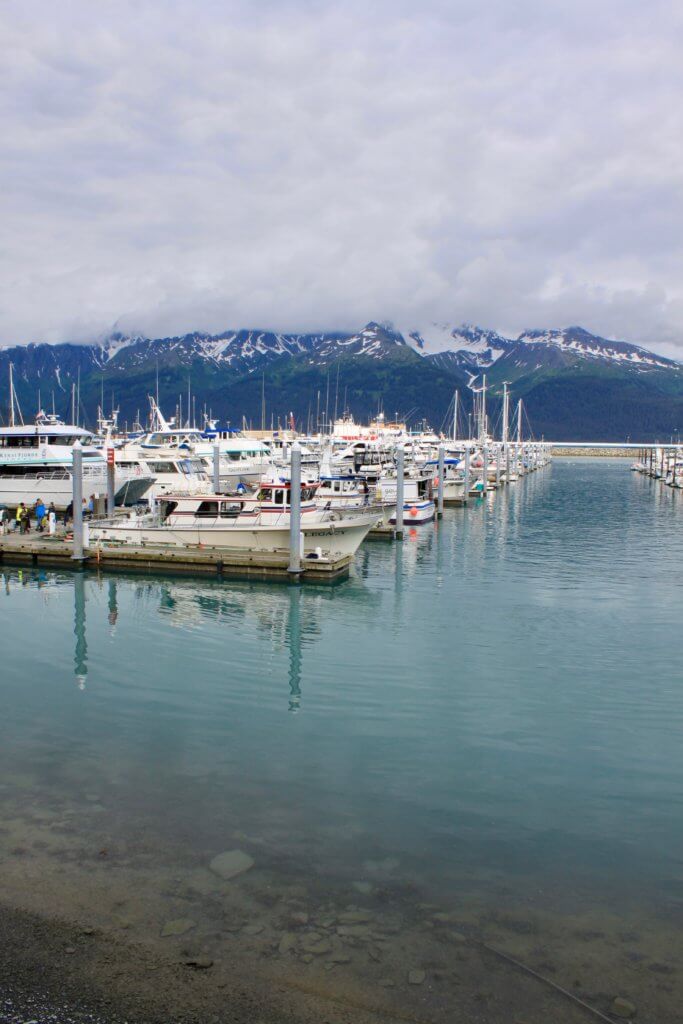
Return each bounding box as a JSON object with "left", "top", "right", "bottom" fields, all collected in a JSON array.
[
  {"left": 287, "top": 586, "right": 302, "bottom": 713},
  {"left": 73, "top": 573, "right": 87, "bottom": 690}
]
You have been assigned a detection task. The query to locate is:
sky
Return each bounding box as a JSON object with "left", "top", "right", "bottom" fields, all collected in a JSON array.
[{"left": 1, "top": 0, "right": 683, "bottom": 355}]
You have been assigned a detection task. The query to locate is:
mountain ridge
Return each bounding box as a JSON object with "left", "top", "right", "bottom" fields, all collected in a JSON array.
[{"left": 1, "top": 321, "right": 682, "bottom": 440}]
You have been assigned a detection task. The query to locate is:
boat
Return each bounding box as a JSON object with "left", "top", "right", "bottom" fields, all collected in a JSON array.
[
  {"left": 89, "top": 479, "right": 378, "bottom": 560},
  {"left": 379, "top": 466, "right": 436, "bottom": 524},
  {"left": 0, "top": 414, "right": 153, "bottom": 510}
]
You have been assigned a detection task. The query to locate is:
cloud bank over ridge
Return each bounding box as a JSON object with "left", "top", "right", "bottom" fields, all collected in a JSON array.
[{"left": 1, "top": 0, "right": 683, "bottom": 355}]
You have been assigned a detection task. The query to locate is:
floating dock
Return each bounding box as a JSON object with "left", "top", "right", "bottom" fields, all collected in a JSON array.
[{"left": 0, "top": 533, "right": 352, "bottom": 583}]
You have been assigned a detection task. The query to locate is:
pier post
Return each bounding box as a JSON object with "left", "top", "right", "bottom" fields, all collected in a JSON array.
[
  {"left": 72, "top": 441, "right": 84, "bottom": 562},
  {"left": 482, "top": 446, "right": 488, "bottom": 497},
  {"left": 505, "top": 443, "right": 510, "bottom": 483},
  {"left": 495, "top": 446, "right": 501, "bottom": 488},
  {"left": 288, "top": 442, "right": 302, "bottom": 576},
  {"left": 106, "top": 447, "right": 115, "bottom": 516},
  {"left": 437, "top": 445, "right": 444, "bottom": 518},
  {"left": 464, "top": 444, "right": 470, "bottom": 499},
  {"left": 395, "top": 445, "right": 405, "bottom": 539},
  {"left": 212, "top": 443, "right": 221, "bottom": 493}
]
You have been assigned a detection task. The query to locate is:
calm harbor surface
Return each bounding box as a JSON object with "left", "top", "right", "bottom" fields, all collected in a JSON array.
[{"left": 1, "top": 459, "right": 682, "bottom": 1022}]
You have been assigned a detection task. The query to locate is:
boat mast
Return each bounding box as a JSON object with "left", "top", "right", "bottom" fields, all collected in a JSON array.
[
  {"left": 8, "top": 364, "right": 15, "bottom": 427},
  {"left": 480, "top": 374, "right": 487, "bottom": 442},
  {"left": 516, "top": 399, "right": 523, "bottom": 443},
  {"left": 453, "top": 389, "right": 459, "bottom": 442},
  {"left": 502, "top": 382, "right": 509, "bottom": 444}
]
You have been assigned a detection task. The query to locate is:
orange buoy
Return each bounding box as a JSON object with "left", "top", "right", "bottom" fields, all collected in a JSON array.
[{"left": 409, "top": 507, "right": 418, "bottom": 517}]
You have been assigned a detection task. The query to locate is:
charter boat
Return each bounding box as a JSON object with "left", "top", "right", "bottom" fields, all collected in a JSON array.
[
  {"left": 0, "top": 414, "right": 153, "bottom": 510},
  {"left": 89, "top": 478, "right": 378, "bottom": 559}
]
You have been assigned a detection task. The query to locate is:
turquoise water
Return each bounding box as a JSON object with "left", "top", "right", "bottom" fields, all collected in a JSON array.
[{"left": 1, "top": 459, "right": 682, "bottom": 1018}]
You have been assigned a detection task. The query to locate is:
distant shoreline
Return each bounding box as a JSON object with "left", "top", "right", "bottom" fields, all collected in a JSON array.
[{"left": 551, "top": 448, "right": 633, "bottom": 457}]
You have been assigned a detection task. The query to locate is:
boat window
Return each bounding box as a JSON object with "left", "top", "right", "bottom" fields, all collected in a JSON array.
[
  {"left": 196, "top": 501, "right": 219, "bottom": 517},
  {"left": 149, "top": 461, "right": 174, "bottom": 474},
  {"left": 179, "top": 458, "right": 206, "bottom": 473},
  {"left": 274, "top": 489, "right": 285, "bottom": 505},
  {"left": 160, "top": 500, "right": 178, "bottom": 518},
  {"left": 0, "top": 436, "right": 39, "bottom": 448},
  {"left": 219, "top": 502, "right": 241, "bottom": 518}
]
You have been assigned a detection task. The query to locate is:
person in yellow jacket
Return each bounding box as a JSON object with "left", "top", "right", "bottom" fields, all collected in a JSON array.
[{"left": 15, "top": 503, "right": 25, "bottom": 531}]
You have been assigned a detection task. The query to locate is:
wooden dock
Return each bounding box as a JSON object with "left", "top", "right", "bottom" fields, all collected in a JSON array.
[
  {"left": 366, "top": 524, "right": 395, "bottom": 541},
  {"left": 0, "top": 532, "right": 352, "bottom": 583}
]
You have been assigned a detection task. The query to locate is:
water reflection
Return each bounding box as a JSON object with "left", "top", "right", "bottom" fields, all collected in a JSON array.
[
  {"left": 287, "top": 587, "right": 302, "bottom": 713},
  {"left": 73, "top": 573, "right": 87, "bottom": 690}
]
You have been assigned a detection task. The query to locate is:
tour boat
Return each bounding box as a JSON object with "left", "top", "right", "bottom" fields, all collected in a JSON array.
[{"left": 0, "top": 415, "right": 153, "bottom": 510}]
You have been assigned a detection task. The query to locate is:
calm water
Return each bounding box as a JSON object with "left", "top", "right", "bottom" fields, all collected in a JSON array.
[{"left": 1, "top": 459, "right": 682, "bottom": 1018}]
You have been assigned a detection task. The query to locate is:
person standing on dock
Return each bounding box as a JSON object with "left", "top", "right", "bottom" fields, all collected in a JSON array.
[
  {"left": 15, "top": 504, "right": 24, "bottom": 531},
  {"left": 20, "top": 503, "right": 31, "bottom": 534},
  {"left": 35, "top": 498, "right": 46, "bottom": 532},
  {"left": 64, "top": 500, "right": 73, "bottom": 526}
]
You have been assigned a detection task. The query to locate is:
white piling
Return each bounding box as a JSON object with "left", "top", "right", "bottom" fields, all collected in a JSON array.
[
  {"left": 72, "top": 441, "right": 84, "bottom": 561},
  {"left": 288, "top": 442, "right": 302, "bottom": 576},
  {"left": 464, "top": 444, "right": 470, "bottom": 498},
  {"left": 495, "top": 446, "right": 501, "bottom": 488},
  {"left": 106, "top": 448, "right": 116, "bottom": 516},
  {"left": 212, "top": 443, "right": 221, "bottom": 493},
  {"left": 482, "top": 446, "right": 488, "bottom": 496},
  {"left": 395, "top": 445, "right": 405, "bottom": 539},
  {"left": 437, "top": 445, "right": 445, "bottom": 518}
]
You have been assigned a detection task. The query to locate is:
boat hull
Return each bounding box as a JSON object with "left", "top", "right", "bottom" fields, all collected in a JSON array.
[
  {"left": 390, "top": 500, "right": 435, "bottom": 524},
  {"left": 89, "top": 515, "right": 377, "bottom": 559}
]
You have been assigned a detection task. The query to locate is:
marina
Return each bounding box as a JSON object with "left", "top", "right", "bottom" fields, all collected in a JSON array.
[{"left": 0, "top": 458, "right": 681, "bottom": 1024}]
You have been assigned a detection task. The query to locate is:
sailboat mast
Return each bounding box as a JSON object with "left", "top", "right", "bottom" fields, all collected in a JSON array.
[
  {"left": 480, "top": 374, "right": 487, "bottom": 441},
  {"left": 516, "top": 399, "right": 523, "bottom": 443},
  {"left": 453, "top": 389, "right": 458, "bottom": 442},
  {"left": 9, "top": 364, "right": 15, "bottom": 427},
  {"left": 502, "top": 383, "right": 509, "bottom": 444}
]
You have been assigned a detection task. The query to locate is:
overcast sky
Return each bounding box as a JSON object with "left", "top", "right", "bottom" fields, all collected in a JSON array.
[{"left": 1, "top": 1, "right": 682, "bottom": 354}]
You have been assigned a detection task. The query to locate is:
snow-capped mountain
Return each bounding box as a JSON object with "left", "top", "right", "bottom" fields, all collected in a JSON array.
[
  {"left": 1, "top": 320, "right": 681, "bottom": 441},
  {"left": 515, "top": 326, "right": 676, "bottom": 369}
]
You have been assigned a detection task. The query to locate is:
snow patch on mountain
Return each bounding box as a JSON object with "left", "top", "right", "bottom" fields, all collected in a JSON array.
[{"left": 517, "top": 326, "right": 677, "bottom": 369}]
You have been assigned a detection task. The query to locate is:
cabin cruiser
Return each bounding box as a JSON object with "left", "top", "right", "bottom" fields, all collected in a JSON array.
[
  {"left": 377, "top": 466, "right": 436, "bottom": 524},
  {"left": 425, "top": 457, "right": 467, "bottom": 503},
  {"left": 0, "top": 414, "right": 153, "bottom": 510},
  {"left": 89, "top": 477, "right": 378, "bottom": 559},
  {"left": 197, "top": 424, "right": 273, "bottom": 489}
]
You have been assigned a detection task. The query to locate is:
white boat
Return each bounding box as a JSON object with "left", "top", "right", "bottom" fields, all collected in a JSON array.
[
  {"left": 316, "top": 471, "right": 396, "bottom": 526},
  {"left": 0, "top": 415, "right": 153, "bottom": 510},
  {"left": 378, "top": 468, "right": 436, "bottom": 524},
  {"left": 89, "top": 479, "right": 378, "bottom": 559}
]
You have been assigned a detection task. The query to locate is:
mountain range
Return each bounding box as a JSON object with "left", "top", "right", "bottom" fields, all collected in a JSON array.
[{"left": 1, "top": 321, "right": 682, "bottom": 441}]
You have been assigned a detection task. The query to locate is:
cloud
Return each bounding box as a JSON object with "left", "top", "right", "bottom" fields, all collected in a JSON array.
[{"left": 1, "top": 0, "right": 683, "bottom": 354}]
